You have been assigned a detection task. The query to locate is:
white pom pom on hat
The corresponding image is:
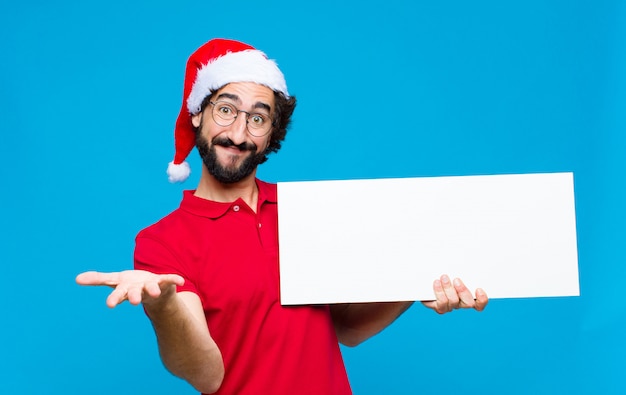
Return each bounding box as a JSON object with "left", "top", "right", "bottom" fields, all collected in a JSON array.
[
  {"left": 166, "top": 38, "right": 289, "bottom": 183},
  {"left": 167, "top": 161, "right": 191, "bottom": 183}
]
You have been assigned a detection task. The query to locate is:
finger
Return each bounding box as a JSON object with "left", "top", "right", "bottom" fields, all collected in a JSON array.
[
  {"left": 420, "top": 282, "right": 442, "bottom": 312},
  {"left": 144, "top": 281, "right": 163, "bottom": 299},
  {"left": 474, "top": 288, "right": 489, "bottom": 311},
  {"left": 105, "top": 286, "right": 128, "bottom": 308},
  {"left": 109, "top": 281, "right": 163, "bottom": 307},
  {"left": 76, "top": 271, "right": 121, "bottom": 287},
  {"left": 131, "top": 276, "right": 182, "bottom": 305},
  {"left": 159, "top": 274, "right": 185, "bottom": 287},
  {"left": 440, "top": 275, "right": 460, "bottom": 308},
  {"left": 453, "top": 278, "right": 476, "bottom": 308},
  {"left": 127, "top": 282, "right": 151, "bottom": 305},
  {"left": 431, "top": 278, "right": 450, "bottom": 314}
]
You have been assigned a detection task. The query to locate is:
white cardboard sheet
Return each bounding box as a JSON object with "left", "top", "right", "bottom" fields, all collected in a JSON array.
[{"left": 277, "top": 172, "right": 579, "bottom": 305}]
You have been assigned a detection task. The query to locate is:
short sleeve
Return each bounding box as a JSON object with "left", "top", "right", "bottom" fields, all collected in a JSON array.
[{"left": 134, "top": 234, "right": 199, "bottom": 295}]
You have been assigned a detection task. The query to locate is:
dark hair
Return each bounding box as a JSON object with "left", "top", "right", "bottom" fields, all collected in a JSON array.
[{"left": 196, "top": 89, "right": 297, "bottom": 164}]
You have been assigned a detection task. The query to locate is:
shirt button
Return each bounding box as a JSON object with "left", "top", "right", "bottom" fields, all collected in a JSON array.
[
  {"left": 258, "top": 223, "right": 262, "bottom": 228},
  {"left": 233, "top": 205, "right": 240, "bottom": 212}
]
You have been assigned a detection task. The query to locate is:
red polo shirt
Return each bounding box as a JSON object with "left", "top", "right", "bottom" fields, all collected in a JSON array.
[{"left": 134, "top": 180, "right": 351, "bottom": 395}]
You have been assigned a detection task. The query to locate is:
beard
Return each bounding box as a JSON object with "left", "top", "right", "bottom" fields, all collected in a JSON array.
[{"left": 196, "top": 132, "right": 267, "bottom": 184}]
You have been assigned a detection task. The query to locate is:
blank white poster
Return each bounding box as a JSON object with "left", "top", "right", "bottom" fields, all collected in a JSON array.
[{"left": 277, "top": 172, "right": 579, "bottom": 305}]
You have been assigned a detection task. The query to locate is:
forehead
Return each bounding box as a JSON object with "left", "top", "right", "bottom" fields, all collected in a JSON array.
[{"left": 214, "top": 82, "right": 275, "bottom": 109}]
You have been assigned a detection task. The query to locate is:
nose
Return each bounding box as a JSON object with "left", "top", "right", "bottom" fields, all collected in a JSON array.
[{"left": 228, "top": 111, "right": 249, "bottom": 144}]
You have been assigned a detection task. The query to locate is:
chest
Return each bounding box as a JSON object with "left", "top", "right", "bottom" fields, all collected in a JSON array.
[{"left": 191, "top": 205, "right": 280, "bottom": 315}]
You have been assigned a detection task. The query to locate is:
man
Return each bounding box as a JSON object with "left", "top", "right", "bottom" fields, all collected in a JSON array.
[{"left": 76, "top": 38, "right": 488, "bottom": 395}]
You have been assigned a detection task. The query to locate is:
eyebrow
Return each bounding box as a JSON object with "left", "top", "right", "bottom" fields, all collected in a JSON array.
[{"left": 216, "top": 92, "right": 272, "bottom": 113}]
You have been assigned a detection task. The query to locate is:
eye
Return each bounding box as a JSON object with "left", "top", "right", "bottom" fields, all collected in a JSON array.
[
  {"left": 250, "top": 114, "right": 267, "bottom": 126},
  {"left": 218, "top": 104, "right": 235, "bottom": 116}
]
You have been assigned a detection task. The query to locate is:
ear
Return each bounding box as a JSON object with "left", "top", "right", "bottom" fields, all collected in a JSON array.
[{"left": 191, "top": 112, "right": 202, "bottom": 128}]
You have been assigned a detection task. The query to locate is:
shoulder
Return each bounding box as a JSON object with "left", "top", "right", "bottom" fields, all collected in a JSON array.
[
  {"left": 135, "top": 209, "right": 185, "bottom": 251},
  {"left": 137, "top": 208, "right": 185, "bottom": 240},
  {"left": 137, "top": 191, "right": 202, "bottom": 241}
]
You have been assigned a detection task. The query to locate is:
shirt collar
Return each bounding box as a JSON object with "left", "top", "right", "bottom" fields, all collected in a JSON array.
[{"left": 180, "top": 179, "right": 276, "bottom": 219}]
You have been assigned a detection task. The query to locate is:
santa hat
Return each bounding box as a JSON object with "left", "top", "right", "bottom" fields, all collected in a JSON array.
[{"left": 167, "top": 38, "right": 290, "bottom": 182}]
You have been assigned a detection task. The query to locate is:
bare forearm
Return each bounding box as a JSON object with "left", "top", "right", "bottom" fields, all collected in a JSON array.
[
  {"left": 330, "top": 301, "right": 414, "bottom": 347},
  {"left": 145, "top": 293, "right": 224, "bottom": 394}
]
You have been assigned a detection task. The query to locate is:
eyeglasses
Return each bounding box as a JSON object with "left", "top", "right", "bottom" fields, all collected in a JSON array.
[{"left": 209, "top": 101, "right": 273, "bottom": 137}]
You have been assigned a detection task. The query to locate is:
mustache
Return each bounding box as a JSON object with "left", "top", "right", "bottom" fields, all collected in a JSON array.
[{"left": 212, "top": 136, "right": 257, "bottom": 152}]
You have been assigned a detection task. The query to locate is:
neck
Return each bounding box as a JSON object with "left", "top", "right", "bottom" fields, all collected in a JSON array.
[{"left": 194, "top": 166, "right": 259, "bottom": 211}]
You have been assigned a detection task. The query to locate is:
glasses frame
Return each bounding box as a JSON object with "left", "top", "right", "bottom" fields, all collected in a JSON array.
[{"left": 209, "top": 101, "right": 274, "bottom": 137}]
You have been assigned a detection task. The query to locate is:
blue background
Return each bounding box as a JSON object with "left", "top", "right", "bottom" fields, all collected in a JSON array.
[{"left": 1, "top": 1, "right": 625, "bottom": 394}]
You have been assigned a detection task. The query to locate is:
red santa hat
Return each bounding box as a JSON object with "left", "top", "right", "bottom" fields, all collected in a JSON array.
[{"left": 167, "top": 38, "right": 290, "bottom": 182}]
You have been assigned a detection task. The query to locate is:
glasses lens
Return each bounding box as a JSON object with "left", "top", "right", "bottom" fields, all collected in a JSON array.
[
  {"left": 248, "top": 115, "right": 272, "bottom": 137},
  {"left": 212, "top": 102, "right": 236, "bottom": 126}
]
